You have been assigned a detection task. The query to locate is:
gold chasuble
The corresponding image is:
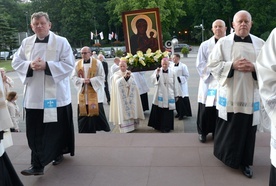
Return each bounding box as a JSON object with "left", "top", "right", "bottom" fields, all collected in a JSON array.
[{"left": 77, "top": 58, "right": 99, "bottom": 116}]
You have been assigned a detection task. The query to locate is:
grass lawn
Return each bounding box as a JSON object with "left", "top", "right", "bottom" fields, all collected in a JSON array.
[{"left": 0, "top": 60, "right": 13, "bottom": 71}]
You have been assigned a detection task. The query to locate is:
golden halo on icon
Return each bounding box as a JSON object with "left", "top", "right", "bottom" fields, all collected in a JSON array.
[{"left": 131, "top": 15, "right": 154, "bottom": 38}]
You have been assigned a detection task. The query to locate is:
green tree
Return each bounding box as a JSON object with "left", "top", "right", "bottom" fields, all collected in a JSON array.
[
  {"left": 184, "top": 0, "right": 275, "bottom": 43},
  {"left": 59, "top": 0, "right": 97, "bottom": 47},
  {"left": 0, "top": 4, "right": 18, "bottom": 50},
  {"left": 30, "top": 0, "right": 110, "bottom": 47},
  {"left": 30, "top": 0, "right": 64, "bottom": 33},
  {"left": 4, "top": 0, "right": 274, "bottom": 47},
  {"left": 237, "top": 0, "right": 275, "bottom": 40}
]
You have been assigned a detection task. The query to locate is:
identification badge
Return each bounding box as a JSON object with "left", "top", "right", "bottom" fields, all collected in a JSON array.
[{"left": 206, "top": 89, "right": 217, "bottom": 107}]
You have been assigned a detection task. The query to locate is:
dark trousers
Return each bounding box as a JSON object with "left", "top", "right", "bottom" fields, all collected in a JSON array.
[
  {"left": 270, "top": 164, "right": 276, "bottom": 186},
  {"left": 104, "top": 81, "right": 110, "bottom": 102}
]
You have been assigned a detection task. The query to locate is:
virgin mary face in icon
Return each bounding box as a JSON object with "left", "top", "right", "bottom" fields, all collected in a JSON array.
[{"left": 136, "top": 19, "right": 147, "bottom": 35}]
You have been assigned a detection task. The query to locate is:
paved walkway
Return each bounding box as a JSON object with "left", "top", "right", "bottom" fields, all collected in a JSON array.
[{"left": 8, "top": 132, "right": 270, "bottom": 186}]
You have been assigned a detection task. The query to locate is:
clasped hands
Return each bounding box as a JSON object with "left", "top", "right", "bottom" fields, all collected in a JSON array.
[
  {"left": 232, "top": 58, "right": 255, "bottom": 72},
  {"left": 30, "top": 57, "right": 46, "bottom": 71},
  {"left": 125, "top": 70, "right": 131, "bottom": 78},
  {"left": 83, "top": 78, "right": 91, "bottom": 84},
  {"left": 156, "top": 67, "right": 161, "bottom": 75}
]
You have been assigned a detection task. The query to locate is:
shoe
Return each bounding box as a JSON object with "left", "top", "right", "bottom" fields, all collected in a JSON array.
[
  {"left": 21, "top": 166, "right": 44, "bottom": 176},
  {"left": 199, "top": 134, "right": 206, "bottom": 143},
  {"left": 240, "top": 165, "right": 253, "bottom": 178},
  {"left": 175, "top": 114, "right": 179, "bottom": 118},
  {"left": 52, "top": 155, "right": 64, "bottom": 166},
  {"left": 178, "top": 116, "right": 184, "bottom": 120}
]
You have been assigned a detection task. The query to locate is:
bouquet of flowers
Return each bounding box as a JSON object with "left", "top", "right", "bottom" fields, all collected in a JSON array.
[{"left": 124, "top": 48, "right": 170, "bottom": 72}]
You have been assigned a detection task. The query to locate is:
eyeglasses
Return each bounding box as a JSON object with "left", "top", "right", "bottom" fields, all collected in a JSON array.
[
  {"left": 32, "top": 22, "right": 48, "bottom": 27},
  {"left": 81, "top": 52, "right": 90, "bottom": 55}
]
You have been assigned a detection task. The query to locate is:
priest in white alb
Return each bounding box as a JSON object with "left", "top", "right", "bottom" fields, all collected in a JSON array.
[
  {"left": 109, "top": 60, "right": 144, "bottom": 133},
  {"left": 256, "top": 27, "right": 276, "bottom": 185},
  {"left": 148, "top": 58, "right": 181, "bottom": 133},
  {"left": 12, "top": 12, "right": 75, "bottom": 176},
  {"left": 207, "top": 10, "right": 264, "bottom": 178},
  {"left": 196, "top": 19, "right": 227, "bottom": 143},
  {"left": 71, "top": 46, "right": 110, "bottom": 133}
]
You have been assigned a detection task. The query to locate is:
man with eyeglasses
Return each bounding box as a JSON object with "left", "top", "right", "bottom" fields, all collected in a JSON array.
[
  {"left": 12, "top": 11, "right": 75, "bottom": 176},
  {"left": 71, "top": 46, "right": 110, "bottom": 134}
]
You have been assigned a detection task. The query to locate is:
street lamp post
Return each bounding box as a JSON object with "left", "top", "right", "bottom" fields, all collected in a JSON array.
[
  {"left": 194, "top": 19, "right": 205, "bottom": 43},
  {"left": 171, "top": 38, "right": 178, "bottom": 56},
  {"left": 93, "top": 17, "right": 98, "bottom": 44},
  {"left": 25, "top": 11, "right": 29, "bottom": 37}
]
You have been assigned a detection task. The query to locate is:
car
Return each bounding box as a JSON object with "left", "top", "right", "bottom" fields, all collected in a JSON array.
[
  {"left": 174, "top": 44, "right": 192, "bottom": 52},
  {"left": 72, "top": 48, "right": 77, "bottom": 57},
  {"left": 9, "top": 49, "right": 18, "bottom": 60},
  {"left": 0, "top": 51, "right": 10, "bottom": 60},
  {"left": 100, "top": 47, "right": 115, "bottom": 58},
  {"left": 75, "top": 48, "right": 82, "bottom": 59},
  {"left": 90, "top": 47, "right": 101, "bottom": 54},
  {"left": 164, "top": 43, "right": 192, "bottom": 53}
]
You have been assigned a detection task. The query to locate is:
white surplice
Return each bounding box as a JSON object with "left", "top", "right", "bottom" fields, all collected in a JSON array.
[
  {"left": 170, "top": 62, "right": 190, "bottom": 97},
  {"left": 132, "top": 72, "right": 149, "bottom": 95},
  {"left": 151, "top": 67, "right": 181, "bottom": 110},
  {"left": 110, "top": 63, "right": 120, "bottom": 81},
  {"left": 109, "top": 70, "right": 144, "bottom": 133},
  {"left": 208, "top": 33, "right": 264, "bottom": 123},
  {"left": 12, "top": 31, "right": 75, "bottom": 110},
  {"left": 256, "top": 28, "right": 276, "bottom": 167},
  {"left": 196, "top": 36, "right": 219, "bottom": 106}
]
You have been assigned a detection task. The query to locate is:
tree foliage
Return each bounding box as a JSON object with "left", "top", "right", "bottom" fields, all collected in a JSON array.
[
  {"left": 0, "top": 0, "right": 275, "bottom": 50},
  {"left": 0, "top": 3, "right": 19, "bottom": 50}
]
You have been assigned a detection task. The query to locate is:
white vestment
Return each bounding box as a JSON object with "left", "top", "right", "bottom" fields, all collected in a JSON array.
[
  {"left": 71, "top": 58, "right": 105, "bottom": 103},
  {"left": 196, "top": 36, "right": 219, "bottom": 106},
  {"left": 208, "top": 33, "right": 264, "bottom": 123},
  {"left": 0, "top": 75, "right": 13, "bottom": 156},
  {"left": 110, "top": 63, "right": 120, "bottom": 81},
  {"left": 151, "top": 67, "right": 181, "bottom": 110},
  {"left": 12, "top": 31, "right": 74, "bottom": 109},
  {"left": 256, "top": 28, "right": 276, "bottom": 167},
  {"left": 109, "top": 70, "right": 144, "bottom": 133},
  {"left": 170, "top": 62, "right": 190, "bottom": 97},
  {"left": 132, "top": 72, "right": 149, "bottom": 95}
]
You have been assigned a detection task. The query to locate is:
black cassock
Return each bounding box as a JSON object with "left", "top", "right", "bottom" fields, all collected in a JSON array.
[
  {"left": 78, "top": 103, "right": 110, "bottom": 133},
  {"left": 26, "top": 103, "right": 75, "bottom": 168},
  {"left": 214, "top": 112, "right": 257, "bottom": 169},
  {"left": 0, "top": 152, "right": 23, "bottom": 186}
]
